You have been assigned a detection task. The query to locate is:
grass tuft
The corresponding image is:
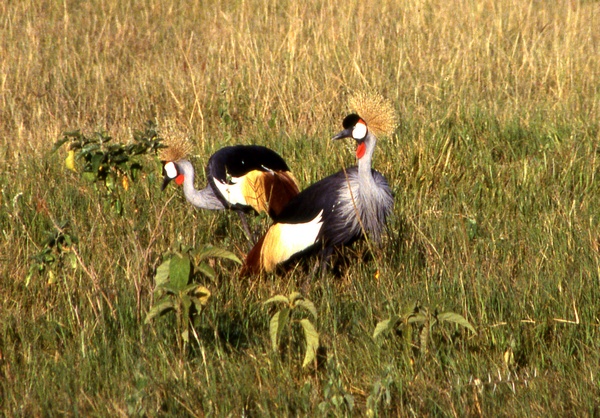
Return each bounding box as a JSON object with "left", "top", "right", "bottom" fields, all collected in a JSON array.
[{"left": 2, "top": 0, "right": 600, "bottom": 415}]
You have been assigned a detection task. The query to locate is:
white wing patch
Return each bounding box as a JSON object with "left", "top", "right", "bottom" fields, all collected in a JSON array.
[
  {"left": 213, "top": 176, "right": 248, "bottom": 206},
  {"left": 262, "top": 210, "right": 324, "bottom": 271},
  {"left": 276, "top": 210, "right": 323, "bottom": 255}
]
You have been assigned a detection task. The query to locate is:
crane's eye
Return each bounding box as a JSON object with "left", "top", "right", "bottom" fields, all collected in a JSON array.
[
  {"left": 352, "top": 121, "right": 367, "bottom": 140},
  {"left": 164, "top": 161, "right": 178, "bottom": 179}
]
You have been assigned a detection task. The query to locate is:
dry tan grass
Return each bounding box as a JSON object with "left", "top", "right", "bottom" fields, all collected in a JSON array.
[
  {"left": 2, "top": 2, "right": 600, "bottom": 415},
  {"left": 1, "top": 0, "right": 598, "bottom": 165}
]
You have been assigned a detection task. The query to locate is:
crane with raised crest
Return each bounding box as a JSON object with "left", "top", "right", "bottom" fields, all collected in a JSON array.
[{"left": 242, "top": 93, "right": 396, "bottom": 275}]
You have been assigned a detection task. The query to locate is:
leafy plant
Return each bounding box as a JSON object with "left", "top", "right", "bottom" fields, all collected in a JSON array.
[
  {"left": 365, "top": 366, "right": 394, "bottom": 417},
  {"left": 52, "top": 121, "right": 166, "bottom": 214},
  {"left": 373, "top": 302, "right": 476, "bottom": 357},
  {"left": 26, "top": 221, "right": 77, "bottom": 286},
  {"left": 145, "top": 244, "right": 241, "bottom": 352},
  {"left": 263, "top": 291, "right": 319, "bottom": 368},
  {"left": 318, "top": 355, "right": 355, "bottom": 415}
]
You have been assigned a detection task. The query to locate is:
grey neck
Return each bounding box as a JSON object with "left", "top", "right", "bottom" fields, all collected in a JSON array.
[
  {"left": 357, "top": 132, "right": 377, "bottom": 182},
  {"left": 355, "top": 131, "right": 389, "bottom": 242},
  {"left": 177, "top": 160, "right": 225, "bottom": 210}
]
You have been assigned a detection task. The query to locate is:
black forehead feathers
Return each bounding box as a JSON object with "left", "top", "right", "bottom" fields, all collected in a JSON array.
[{"left": 342, "top": 114, "right": 362, "bottom": 129}]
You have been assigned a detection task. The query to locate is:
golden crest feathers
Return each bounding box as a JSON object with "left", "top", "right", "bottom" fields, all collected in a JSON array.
[
  {"left": 158, "top": 121, "right": 193, "bottom": 162},
  {"left": 349, "top": 92, "right": 398, "bottom": 138}
]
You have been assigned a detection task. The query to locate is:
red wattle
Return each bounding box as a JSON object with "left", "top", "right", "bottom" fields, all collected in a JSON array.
[
  {"left": 175, "top": 174, "right": 185, "bottom": 185},
  {"left": 356, "top": 142, "right": 366, "bottom": 159}
]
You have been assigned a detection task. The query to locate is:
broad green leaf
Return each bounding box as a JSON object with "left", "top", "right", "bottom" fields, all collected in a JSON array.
[
  {"left": 437, "top": 312, "right": 477, "bottom": 334},
  {"left": 169, "top": 254, "right": 191, "bottom": 290},
  {"left": 81, "top": 143, "right": 100, "bottom": 155},
  {"left": 130, "top": 163, "right": 142, "bottom": 181},
  {"left": 407, "top": 313, "right": 428, "bottom": 324},
  {"left": 195, "top": 245, "right": 242, "bottom": 264},
  {"left": 91, "top": 153, "right": 104, "bottom": 174},
  {"left": 144, "top": 298, "right": 175, "bottom": 324},
  {"left": 344, "top": 394, "right": 355, "bottom": 411},
  {"left": 269, "top": 308, "right": 290, "bottom": 351},
  {"left": 295, "top": 299, "right": 317, "bottom": 321},
  {"left": 181, "top": 294, "right": 192, "bottom": 318},
  {"left": 288, "top": 291, "right": 303, "bottom": 305},
  {"left": 197, "top": 261, "right": 216, "bottom": 280},
  {"left": 25, "top": 267, "right": 36, "bottom": 287},
  {"left": 105, "top": 173, "right": 116, "bottom": 191},
  {"left": 263, "top": 295, "right": 289, "bottom": 306},
  {"left": 159, "top": 283, "right": 184, "bottom": 295},
  {"left": 300, "top": 319, "right": 319, "bottom": 368},
  {"left": 420, "top": 324, "right": 430, "bottom": 356},
  {"left": 332, "top": 395, "right": 343, "bottom": 408},
  {"left": 82, "top": 171, "right": 96, "bottom": 182},
  {"left": 62, "top": 234, "right": 72, "bottom": 247},
  {"left": 51, "top": 137, "right": 71, "bottom": 152},
  {"left": 190, "top": 296, "right": 204, "bottom": 313},
  {"left": 154, "top": 259, "right": 170, "bottom": 287},
  {"left": 179, "top": 283, "right": 198, "bottom": 295},
  {"left": 373, "top": 315, "right": 401, "bottom": 339},
  {"left": 113, "top": 198, "right": 122, "bottom": 215},
  {"left": 65, "top": 252, "right": 78, "bottom": 269}
]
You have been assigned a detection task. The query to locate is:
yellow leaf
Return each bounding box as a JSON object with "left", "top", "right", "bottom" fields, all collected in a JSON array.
[
  {"left": 194, "top": 285, "right": 211, "bottom": 306},
  {"left": 503, "top": 346, "right": 515, "bottom": 367},
  {"left": 122, "top": 175, "right": 130, "bottom": 191},
  {"left": 64, "top": 150, "right": 77, "bottom": 172}
]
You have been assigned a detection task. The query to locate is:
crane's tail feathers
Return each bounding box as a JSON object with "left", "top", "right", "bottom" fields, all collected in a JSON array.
[
  {"left": 241, "top": 224, "right": 291, "bottom": 276},
  {"left": 241, "top": 234, "right": 267, "bottom": 277},
  {"left": 241, "top": 216, "right": 323, "bottom": 276}
]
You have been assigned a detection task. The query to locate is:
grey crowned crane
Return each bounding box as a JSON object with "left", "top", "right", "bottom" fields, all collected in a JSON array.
[
  {"left": 242, "top": 93, "right": 397, "bottom": 275},
  {"left": 162, "top": 144, "right": 300, "bottom": 239}
]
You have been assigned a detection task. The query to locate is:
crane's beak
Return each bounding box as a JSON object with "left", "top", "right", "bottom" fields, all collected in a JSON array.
[
  {"left": 332, "top": 128, "right": 353, "bottom": 141},
  {"left": 161, "top": 175, "right": 173, "bottom": 191}
]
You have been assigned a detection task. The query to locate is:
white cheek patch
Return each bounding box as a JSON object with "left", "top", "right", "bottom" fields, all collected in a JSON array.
[
  {"left": 213, "top": 177, "right": 248, "bottom": 206},
  {"left": 164, "top": 162, "right": 178, "bottom": 179},
  {"left": 352, "top": 122, "right": 368, "bottom": 140}
]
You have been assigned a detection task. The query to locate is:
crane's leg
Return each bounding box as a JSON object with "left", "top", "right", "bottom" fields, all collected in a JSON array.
[
  {"left": 236, "top": 210, "right": 256, "bottom": 244},
  {"left": 311, "top": 246, "right": 333, "bottom": 279}
]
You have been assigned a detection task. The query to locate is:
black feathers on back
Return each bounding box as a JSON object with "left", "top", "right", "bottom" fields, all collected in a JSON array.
[
  {"left": 206, "top": 145, "right": 291, "bottom": 183},
  {"left": 272, "top": 167, "right": 388, "bottom": 248}
]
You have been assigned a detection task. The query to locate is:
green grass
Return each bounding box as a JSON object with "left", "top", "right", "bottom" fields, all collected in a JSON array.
[{"left": 2, "top": 0, "right": 600, "bottom": 415}]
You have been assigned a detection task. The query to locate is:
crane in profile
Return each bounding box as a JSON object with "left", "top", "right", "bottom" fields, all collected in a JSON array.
[
  {"left": 242, "top": 93, "right": 397, "bottom": 275},
  {"left": 161, "top": 137, "right": 299, "bottom": 240}
]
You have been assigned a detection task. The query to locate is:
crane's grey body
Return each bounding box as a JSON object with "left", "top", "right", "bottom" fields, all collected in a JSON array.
[{"left": 243, "top": 113, "right": 393, "bottom": 274}]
